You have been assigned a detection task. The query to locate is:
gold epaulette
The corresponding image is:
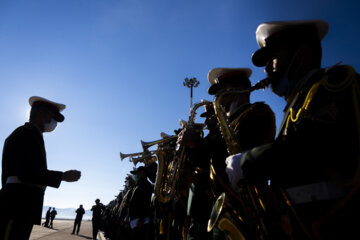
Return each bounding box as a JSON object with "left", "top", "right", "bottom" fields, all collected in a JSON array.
[{"left": 285, "top": 65, "right": 358, "bottom": 132}]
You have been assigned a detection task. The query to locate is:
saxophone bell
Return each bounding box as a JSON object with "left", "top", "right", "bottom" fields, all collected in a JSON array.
[{"left": 207, "top": 192, "right": 247, "bottom": 240}]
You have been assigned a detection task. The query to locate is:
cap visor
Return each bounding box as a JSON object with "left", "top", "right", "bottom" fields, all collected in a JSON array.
[
  {"left": 53, "top": 112, "right": 65, "bottom": 122},
  {"left": 208, "top": 83, "right": 223, "bottom": 95},
  {"left": 252, "top": 47, "right": 270, "bottom": 67}
]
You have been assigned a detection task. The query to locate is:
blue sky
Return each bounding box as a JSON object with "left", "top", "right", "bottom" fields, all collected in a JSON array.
[{"left": 0, "top": 0, "right": 359, "bottom": 210}]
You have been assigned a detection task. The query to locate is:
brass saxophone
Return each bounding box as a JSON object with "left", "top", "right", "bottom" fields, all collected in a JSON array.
[
  {"left": 154, "top": 101, "right": 210, "bottom": 203},
  {"left": 208, "top": 88, "right": 269, "bottom": 240},
  {"left": 208, "top": 80, "right": 310, "bottom": 239}
]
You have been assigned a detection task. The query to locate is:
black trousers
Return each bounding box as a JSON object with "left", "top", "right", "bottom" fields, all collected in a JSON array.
[
  {"left": 131, "top": 223, "right": 152, "bottom": 240},
  {"left": 72, "top": 220, "right": 82, "bottom": 234},
  {"left": 0, "top": 218, "right": 33, "bottom": 240},
  {"left": 92, "top": 220, "right": 100, "bottom": 240}
]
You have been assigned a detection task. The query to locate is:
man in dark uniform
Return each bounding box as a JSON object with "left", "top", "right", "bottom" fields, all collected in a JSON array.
[
  {"left": 43, "top": 207, "right": 51, "bottom": 227},
  {"left": 72, "top": 204, "right": 85, "bottom": 235},
  {"left": 117, "top": 174, "right": 136, "bottom": 240},
  {"left": 178, "top": 68, "right": 276, "bottom": 240},
  {"left": 49, "top": 207, "right": 57, "bottom": 228},
  {"left": 128, "top": 166, "right": 153, "bottom": 240},
  {"left": 181, "top": 101, "right": 218, "bottom": 240},
  {"left": 0, "top": 96, "right": 81, "bottom": 240},
  {"left": 226, "top": 20, "right": 360, "bottom": 239},
  {"left": 91, "top": 198, "right": 105, "bottom": 240}
]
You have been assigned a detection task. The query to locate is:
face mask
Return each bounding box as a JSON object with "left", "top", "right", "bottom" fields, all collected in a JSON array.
[
  {"left": 43, "top": 118, "right": 58, "bottom": 132},
  {"left": 132, "top": 175, "right": 138, "bottom": 182},
  {"left": 272, "top": 75, "right": 291, "bottom": 97},
  {"left": 270, "top": 50, "right": 301, "bottom": 98}
]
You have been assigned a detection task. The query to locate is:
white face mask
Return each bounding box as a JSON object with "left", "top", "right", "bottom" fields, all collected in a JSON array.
[{"left": 43, "top": 118, "right": 58, "bottom": 132}]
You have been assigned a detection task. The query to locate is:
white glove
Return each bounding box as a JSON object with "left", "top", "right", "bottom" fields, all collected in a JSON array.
[{"left": 225, "top": 152, "right": 246, "bottom": 191}]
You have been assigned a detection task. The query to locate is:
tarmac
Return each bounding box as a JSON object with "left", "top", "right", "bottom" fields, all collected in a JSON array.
[{"left": 29, "top": 219, "right": 106, "bottom": 240}]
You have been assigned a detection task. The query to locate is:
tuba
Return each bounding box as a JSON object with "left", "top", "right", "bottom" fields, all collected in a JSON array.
[
  {"left": 155, "top": 101, "right": 210, "bottom": 203},
  {"left": 208, "top": 80, "right": 310, "bottom": 239}
]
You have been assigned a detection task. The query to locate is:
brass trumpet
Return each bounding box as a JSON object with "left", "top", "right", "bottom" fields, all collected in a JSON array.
[
  {"left": 140, "top": 135, "right": 177, "bottom": 151},
  {"left": 120, "top": 150, "right": 156, "bottom": 161},
  {"left": 131, "top": 155, "right": 157, "bottom": 166}
]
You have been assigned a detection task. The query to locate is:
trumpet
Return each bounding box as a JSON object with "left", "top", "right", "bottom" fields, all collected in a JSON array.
[
  {"left": 131, "top": 155, "right": 157, "bottom": 166},
  {"left": 141, "top": 135, "right": 177, "bottom": 151},
  {"left": 120, "top": 150, "right": 156, "bottom": 161}
]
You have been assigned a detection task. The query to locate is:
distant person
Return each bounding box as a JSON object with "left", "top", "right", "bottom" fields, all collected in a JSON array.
[
  {"left": 43, "top": 207, "right": 51, "bottom": 228},
  {"left": 49, "top": 207, "right": 57, "bottom": 228},
  {"left": 91, "top": 198, "right": 105, "bottom": 240},
  {"left": 72, "top": 204, "right": 85, "bottom": 235},
  {"left": 0, "top": 96, "right": 81, "bottom": 240}
]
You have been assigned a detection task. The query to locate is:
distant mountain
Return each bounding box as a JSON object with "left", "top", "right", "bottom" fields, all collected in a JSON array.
[{"left": 42, "top": 206, "right": 92, "bottom": 220}]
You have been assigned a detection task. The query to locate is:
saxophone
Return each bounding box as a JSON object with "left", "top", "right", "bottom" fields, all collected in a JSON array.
[
  {"left": 207, "top": 88, "right": 270, "bottom": 240},
  {"left": 154, "top": 101, "right": 210, "bottom": 203}
]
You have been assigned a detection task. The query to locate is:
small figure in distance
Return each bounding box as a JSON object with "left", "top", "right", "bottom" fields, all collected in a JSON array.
[
  {"left": 42, "top": 207, "right": 51, "bottom": 228},
  {"left": 49, "top": 207, "right": 57, "bottom": 228},
  {"left": 72, "top": 204, "right": 85, "bottom": 235}
]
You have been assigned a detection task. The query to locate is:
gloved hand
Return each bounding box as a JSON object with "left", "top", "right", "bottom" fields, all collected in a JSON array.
[{"left": 225, "top": 152, "right": 246, "bottom": 191}]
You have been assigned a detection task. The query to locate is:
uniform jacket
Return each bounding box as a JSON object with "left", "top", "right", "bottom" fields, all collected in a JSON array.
[
  {"left": 239, "top": 65, "right": 360, "bottom": 238},
  {"left": 128, "top": 178, "right": 153, "bottom": 221},
  {"left": 75, "top": 207, "right": 85, "bottom": 222},
  {"left": 0, "top": 122, "right": 63, "bottom": 224},
  {"left": 91, "top": 203, "right": 105, "bottom": 223}
]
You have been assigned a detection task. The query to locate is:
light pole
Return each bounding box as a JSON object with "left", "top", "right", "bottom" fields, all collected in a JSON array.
[{"left": 183, "top": 77, "right": 200, "bottom": 112}]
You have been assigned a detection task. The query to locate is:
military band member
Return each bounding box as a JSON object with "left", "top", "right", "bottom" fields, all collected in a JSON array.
[
  {"left": 128, "top": 166, "right": 153, "bottom": 240},
  {"left": 206, "top": 68, "right": 276, "bottom": 194},
  {"left": 226, "top": 20, "right": 360, "bottom": 239},
  {"left": 178, "top": 68, "right": 276, "bottom": 240},
  {"left": 117, "top": 174, "right": 137, "bottom": 239},
  {"left": 0, "top": 96, "right": 81, "bottom": 240}
]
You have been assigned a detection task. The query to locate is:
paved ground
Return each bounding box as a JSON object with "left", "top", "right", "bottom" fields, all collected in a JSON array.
[{"left": 29, "top": 219, "right": 105, "bottom": 240}]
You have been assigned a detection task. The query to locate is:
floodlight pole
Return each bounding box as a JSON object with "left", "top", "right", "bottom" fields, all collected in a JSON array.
[{"left": 183, "top": 77, "right": 200, "bottom": 112}]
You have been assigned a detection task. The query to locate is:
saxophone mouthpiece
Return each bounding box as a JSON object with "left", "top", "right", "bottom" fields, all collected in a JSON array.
[{"left": 250, "top": 78, "right": 270, "bottom": 91}]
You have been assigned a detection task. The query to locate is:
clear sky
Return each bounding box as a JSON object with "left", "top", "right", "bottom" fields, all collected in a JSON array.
[{"left": 0, "top": 0, "right": 359, "bottom": 210}]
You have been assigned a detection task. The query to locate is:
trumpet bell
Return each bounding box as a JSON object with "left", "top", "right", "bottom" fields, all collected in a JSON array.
[{"left": 120, "top": 152, "right": 127, "bottom": 160}]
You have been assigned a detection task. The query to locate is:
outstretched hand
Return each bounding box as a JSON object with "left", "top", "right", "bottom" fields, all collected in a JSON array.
[{"left": 62, "top": 170, "right": 81, "bottom": 182}]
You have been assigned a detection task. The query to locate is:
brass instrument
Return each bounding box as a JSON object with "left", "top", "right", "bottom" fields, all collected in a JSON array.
[
  {"left": 140, "top": 135, "right": 178, "bottom": 203},
  {"left": 141, "top": 136, "right": 178, "bottom": 151},
  {"left": 120, "top": 150, "right": 156, "bottom": 161},
  {"left": 155, "top": 100, "right": 210, "bottom": 203},
  {"left": 120, "top": 150, "right": 156, "bottom": 166},
  {"left": 131, "top": 155, "right": 157, "bottom": 166},
  {"left": 208, "top": 81, "right": 309, "bottom": 239},
  {"left": 208, "top": 88, "right": 269, "bottom": 239}
]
